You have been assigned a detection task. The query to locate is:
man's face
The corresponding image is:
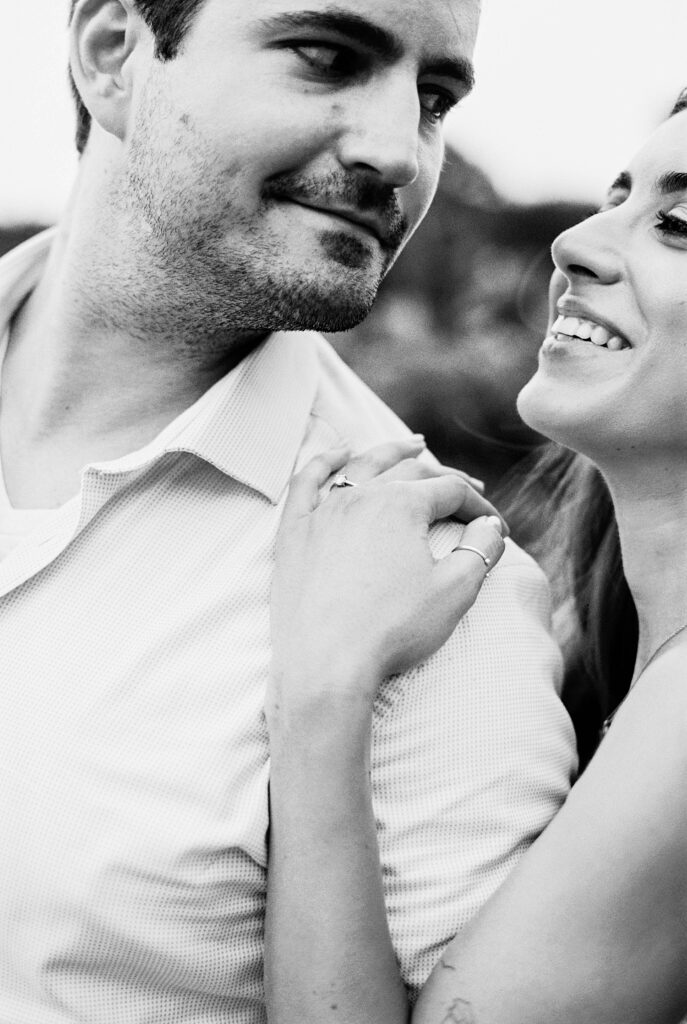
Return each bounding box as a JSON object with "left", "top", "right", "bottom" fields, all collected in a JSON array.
[{"left": 122, "top": 0, "right": 480, "bottom": 335}]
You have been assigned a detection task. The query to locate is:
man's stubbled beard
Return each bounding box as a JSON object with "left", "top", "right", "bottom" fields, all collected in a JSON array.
[{"left": 106, "top": 76, "right": 409, "bottom": 354}]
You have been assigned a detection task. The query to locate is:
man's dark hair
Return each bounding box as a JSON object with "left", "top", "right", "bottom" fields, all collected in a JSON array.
[{"left": 68, "top": 0, "right": 208, "bottom": 154}]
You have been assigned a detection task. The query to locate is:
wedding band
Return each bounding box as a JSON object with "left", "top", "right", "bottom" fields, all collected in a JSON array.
[
  {"left": 330, "top": 473, "right": 357, "bottom": 490},
  {"left": 452, "top": 544, "right": 491, "bottom": 568}
]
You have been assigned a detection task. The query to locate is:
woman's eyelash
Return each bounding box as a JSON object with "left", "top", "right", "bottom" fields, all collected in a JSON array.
[{"left": 656, "top": 211, "right": 687, "bottom": 236}]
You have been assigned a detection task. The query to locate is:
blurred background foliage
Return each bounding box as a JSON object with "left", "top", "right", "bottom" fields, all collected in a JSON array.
[{"left": 0, "top": 146, "right": 588, "bottom": 493}]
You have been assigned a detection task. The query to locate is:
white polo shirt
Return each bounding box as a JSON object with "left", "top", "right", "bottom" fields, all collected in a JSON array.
[{"left": 0, "top": 232, "right": 576, "bottom": 1024}]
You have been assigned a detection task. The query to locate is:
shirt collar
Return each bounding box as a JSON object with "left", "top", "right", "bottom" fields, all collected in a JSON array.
[
  {"left": 158, "top": 328, "right": 320, "bottom": 504},
  {"left": 0, "top": 229, "right": 320, "bottom": 506}
]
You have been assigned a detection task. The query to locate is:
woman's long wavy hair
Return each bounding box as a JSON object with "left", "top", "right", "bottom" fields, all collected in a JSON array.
[{"left": 503, "top": 444, "right": 638, "bottom": 772}]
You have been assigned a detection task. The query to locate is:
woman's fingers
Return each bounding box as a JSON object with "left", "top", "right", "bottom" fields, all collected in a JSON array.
[
  {"left": 419, "top": 448, "right": 485, "bottom": 493},
  {"left": 455, "top": 471, "right": 485, "bottom": 493},
  {"left": 435, "top": 515, "right": 505, "bottom": 596},
  {"left": 378, "top": 459, "right": 483, "bottom": 487},
  {"left": 337, "top": 437, "right": 426, "bottom": 484},
  {"left": 345, "top": 441, "right": 485, "bottom": 492},
  {"left": 453, "top": 515, "right": 505, "bottom": 573},
  {"left": 411, "top": 474, "right": 507, "bottom": 533},
  {"left": 283, "top": 447, "right": 350, "bottom": 518},
  {"left": 286, "top": 445, "right": 498, "bottom": 539}
]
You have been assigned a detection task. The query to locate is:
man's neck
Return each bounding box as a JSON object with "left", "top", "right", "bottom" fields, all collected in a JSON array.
[{"left": 0, "top": 202, "right": 266, "bottom": 509}]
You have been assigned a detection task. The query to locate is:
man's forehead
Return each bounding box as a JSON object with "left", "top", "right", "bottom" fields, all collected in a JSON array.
[{"left": 247, "top": 0, "right": 480, "bottom": 55}]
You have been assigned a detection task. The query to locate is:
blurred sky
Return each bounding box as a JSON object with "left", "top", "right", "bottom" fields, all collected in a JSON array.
[{"left": 1, "top": 0, "right": 686, "bottom": 224}]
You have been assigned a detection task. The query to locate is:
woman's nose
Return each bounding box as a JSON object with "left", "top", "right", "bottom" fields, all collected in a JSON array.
[{"left": 551, "top": 213, "right": 623, "bottom": 285}]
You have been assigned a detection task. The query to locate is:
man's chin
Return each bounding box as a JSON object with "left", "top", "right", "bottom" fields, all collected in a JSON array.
[
  {"left": 300, "top": 303, "right": 374, "bottom": 334},
  {"left": 267, "top": 291, "right": 377, "bottom": 333},
  {"left": 205, "top": 236, "right": 388, "bottom": 333},
  {"left": 246, "top": 264, "right": 383, "bottom": 333},
  {"left": 319, "top": 230, "right": 380, "bottom": 272}
]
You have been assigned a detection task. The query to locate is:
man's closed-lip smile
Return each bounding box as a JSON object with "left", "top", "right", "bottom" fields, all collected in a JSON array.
[{"left": 286, "top": 198, "right": 393, "bottom": 247}]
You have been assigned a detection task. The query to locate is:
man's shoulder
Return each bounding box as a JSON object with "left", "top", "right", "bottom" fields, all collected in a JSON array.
[{"left": 309, "top": 333, "right": 415, "bottom": 448}]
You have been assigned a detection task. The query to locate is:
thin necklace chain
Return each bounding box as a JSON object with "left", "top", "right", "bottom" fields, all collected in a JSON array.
[{"left": 601, "top": 621, "right": 687, "bottom": 737}]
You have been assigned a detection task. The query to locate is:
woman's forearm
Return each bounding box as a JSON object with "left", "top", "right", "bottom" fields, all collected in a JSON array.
[
  {"left": 264, "top": 443, "right": 505, "bottom": 1023},
  {"left": 265, "top": 680, "right": 409, "bottom": 1024}
]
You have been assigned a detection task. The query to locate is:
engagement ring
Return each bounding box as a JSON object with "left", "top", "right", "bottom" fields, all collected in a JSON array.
[{"left": 330, "top": 473, "right": 358, "bottom": 490}]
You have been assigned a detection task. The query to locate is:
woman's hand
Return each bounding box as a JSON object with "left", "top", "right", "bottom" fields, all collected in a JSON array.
[
  {"left": 266, "top": 438, "right": 505, "bottom": 1024},
  {"left": 269, "top": 440, "right": 505, "bottom": 722}
]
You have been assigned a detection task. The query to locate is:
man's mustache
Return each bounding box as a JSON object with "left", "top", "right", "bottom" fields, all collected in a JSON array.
[{"left": 263, "top": 171, "right": 408, "bottom": 251}]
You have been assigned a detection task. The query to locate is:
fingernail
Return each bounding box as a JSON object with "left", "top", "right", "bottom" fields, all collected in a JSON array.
[
  {"left": 409, "top": 433, "right": 426, "bottom": 444},
  {"left": 487, "top": 515, "right": 503, "bottom": 535},
  {"left": 470, "top": 476, "right": 485, "bottom": 491}
]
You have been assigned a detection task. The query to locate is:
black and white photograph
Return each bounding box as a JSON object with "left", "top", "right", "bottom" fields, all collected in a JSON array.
[{"left": 0, "top": 1, "right": 686, "bottom": 1021}]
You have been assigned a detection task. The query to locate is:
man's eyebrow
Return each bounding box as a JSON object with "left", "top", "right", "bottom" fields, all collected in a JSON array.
[
  {"left": 257, "top": 9, "right": 402, "bottom": 59},
  {"left": 656, "top": 171, "right": 687, "bottom": 195},
  {"left": 424, "top": 57, "right": 475, "bottom": 92},
  {"left": 256, "top": 8, "right": 475, "bottom": 89}
]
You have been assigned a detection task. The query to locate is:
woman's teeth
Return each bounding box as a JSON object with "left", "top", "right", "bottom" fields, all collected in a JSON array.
[{"left": 550, "top": 315, "right": 629, "bottom": 351}]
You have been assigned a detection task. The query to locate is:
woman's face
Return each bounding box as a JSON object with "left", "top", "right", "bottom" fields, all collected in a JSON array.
[{"left": 518, "top": 108, "right": 687, "bottom": 465}]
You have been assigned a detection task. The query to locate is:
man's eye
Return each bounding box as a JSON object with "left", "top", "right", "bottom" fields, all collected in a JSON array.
[
  {"left": 419, "top": 88, "right": 457, "bottom": 124},
  {"left": 290, "top": 44, "right": 355, "bottom": 76}
]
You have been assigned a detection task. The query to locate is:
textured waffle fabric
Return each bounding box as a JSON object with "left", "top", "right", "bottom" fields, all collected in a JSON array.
[{"left": 0, "top": 232, "right": 577, "bottom": 1024}]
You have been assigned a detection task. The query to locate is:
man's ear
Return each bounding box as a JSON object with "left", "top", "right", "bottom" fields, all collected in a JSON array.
[{"left": 69, "top": 0, "right": 145, "bottom": 142}]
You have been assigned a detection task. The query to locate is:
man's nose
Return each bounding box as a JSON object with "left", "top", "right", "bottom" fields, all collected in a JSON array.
[
  {"left": 335, "top": 76, "right": 421, "bottom": 189},
  {"left": 551, "top": 212, "right": 624, "bottom": 286}
]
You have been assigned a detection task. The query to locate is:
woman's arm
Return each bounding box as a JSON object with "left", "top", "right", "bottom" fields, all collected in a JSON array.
[
  {"left": 266, "top": 678, "right": 409, "bottom": 1024},
  {"left": 265, "top": 443, "right": 505, "bottom": 1024},
  {"left": 413, "top": 650, "right": 687, "bottom": 1024},
  {"left": 265, "top": 446, "right": 687, "bottom": 1024},
  {"left": 267, "top": 681, "right": 687, "bottom": 1024}
]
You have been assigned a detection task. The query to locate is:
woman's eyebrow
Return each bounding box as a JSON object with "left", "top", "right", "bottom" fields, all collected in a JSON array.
[
  {"left": 609, "top": 171, "right": 632, "bottom": 193},
  {"left": 656, "top": 171, "right": 687, "bottom": 195}
]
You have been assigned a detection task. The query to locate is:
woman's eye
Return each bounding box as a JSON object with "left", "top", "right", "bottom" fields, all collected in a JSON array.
[
  {"left": 419, "top": 88, "right": 457, "bottom": 124},
  {"left": 668, "top": 202, "right": 687, "bottom": 222},
  {"left": 291, "top": 44, "right": 355, "bottom": 76},
  {"left": 656, "top": 205, "right": 687, "bottom": 238}
]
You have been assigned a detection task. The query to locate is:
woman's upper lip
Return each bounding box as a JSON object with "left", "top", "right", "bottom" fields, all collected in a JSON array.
[{"left": 555, "top": 298, "right": 631, "bottom": 347}]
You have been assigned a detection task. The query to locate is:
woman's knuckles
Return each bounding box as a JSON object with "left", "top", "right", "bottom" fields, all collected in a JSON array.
[{"left": 342, "top": 441, "right": 424, "bottom": 480}]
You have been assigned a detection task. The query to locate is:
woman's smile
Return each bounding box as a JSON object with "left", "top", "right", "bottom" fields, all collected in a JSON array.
[{"left": 548, "top": 313, "right": 630, "bottom": 350}]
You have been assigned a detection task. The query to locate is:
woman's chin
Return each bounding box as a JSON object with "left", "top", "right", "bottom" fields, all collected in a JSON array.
[{"left": 516, "top": 374, "right": 591, "bottom": 452}]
